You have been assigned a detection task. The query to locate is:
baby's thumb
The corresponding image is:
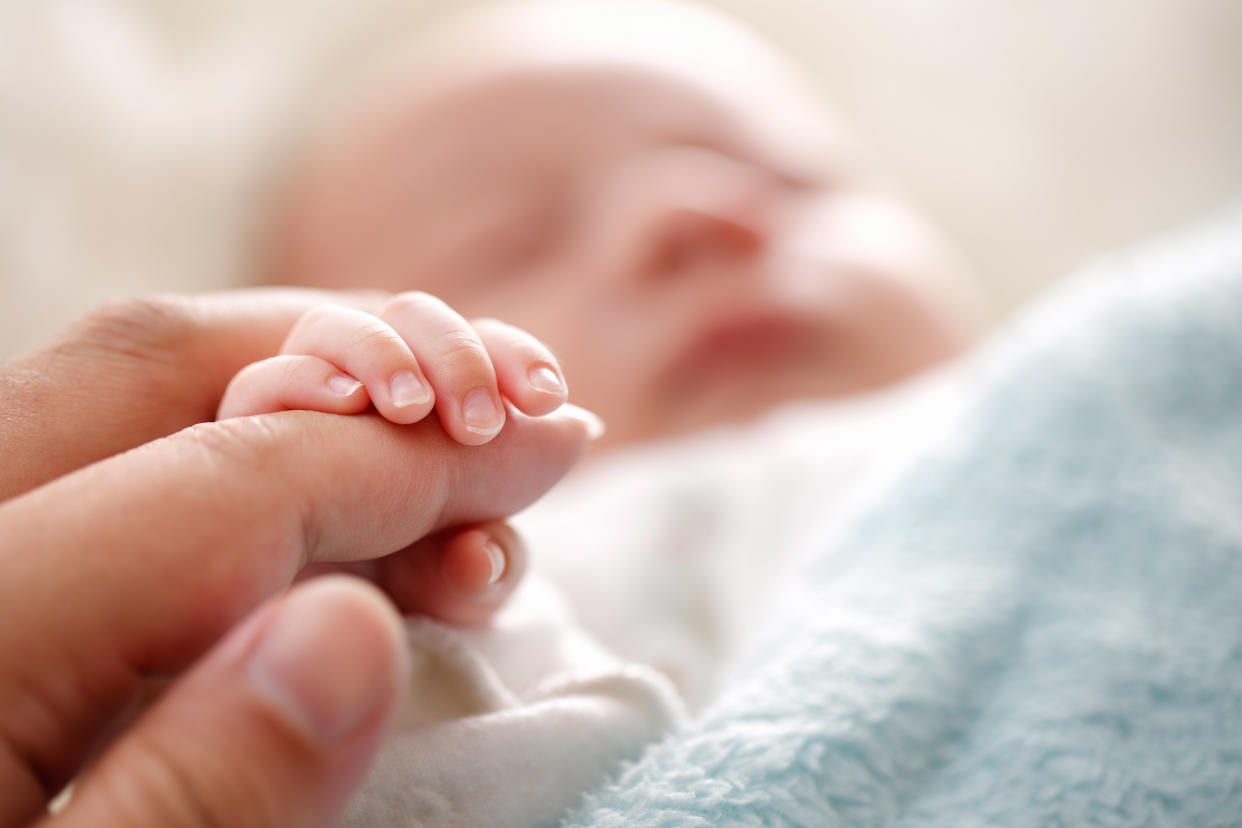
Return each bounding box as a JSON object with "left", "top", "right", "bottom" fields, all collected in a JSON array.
[{"left": 48, "top": 577, "right": 408, "bottom": 828}]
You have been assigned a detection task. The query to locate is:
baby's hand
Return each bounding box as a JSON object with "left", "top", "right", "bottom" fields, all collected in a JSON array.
[
  {"left": 217, "top": 292, "right": 569, "bottom": 444},
  {"left": 214, "top": 292, "right": 583, "bottom": 626}
]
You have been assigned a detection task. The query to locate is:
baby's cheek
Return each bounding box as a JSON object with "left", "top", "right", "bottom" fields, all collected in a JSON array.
[{"left": 789, "top": 193, "right": 970, "bottom": 316}]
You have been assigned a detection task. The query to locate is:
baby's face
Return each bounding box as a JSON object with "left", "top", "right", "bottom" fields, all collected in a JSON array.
[{"left": 277, "top": 8, "right": 974, "bottom": 447}]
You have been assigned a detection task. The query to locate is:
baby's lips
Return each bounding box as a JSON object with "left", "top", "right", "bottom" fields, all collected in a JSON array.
[{"left": 555, "top": 403, "right": 607, "bottom": 441}]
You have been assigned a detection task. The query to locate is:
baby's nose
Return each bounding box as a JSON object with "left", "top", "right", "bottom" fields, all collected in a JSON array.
[
  {"left": 604, "top": 147, "right": 773, "bottom": 284},
  {"left": 640, "top": 200, "right": 766, "bottom": 278}
]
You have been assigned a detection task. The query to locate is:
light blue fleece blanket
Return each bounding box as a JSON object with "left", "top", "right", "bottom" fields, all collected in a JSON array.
[{"left": 563, "top": 204, "right": 1242, "bottom": 827}]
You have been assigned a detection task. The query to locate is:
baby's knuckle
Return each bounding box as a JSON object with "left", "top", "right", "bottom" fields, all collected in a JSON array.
[
  {"left": 291, "top": 304, "right": 334, "bottom": 329},
  {"left": 351, "top": 322, "right": 401, "bottom": 353},
  {"left": 469, "top": 316, "right": 508, "bottom": 331},
  {"left": 434, "top": 329, "right": 489, "bottom": 363},
  {"left": 473, "top": 317, "right": 548, "bottom": 349},
  {"left": 273, "top": 354, "right": 308, "bottom": 387},
  {"left": 292, "top": 303, "right": 358, "bottom": 334},
  {"left": 382, "top": 290, "right": 444, "bottom": 318}
]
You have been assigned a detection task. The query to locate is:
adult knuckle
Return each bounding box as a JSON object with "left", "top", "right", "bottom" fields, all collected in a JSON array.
[
  {"left": 180, "top": 418, "right": 279, "bottom": 483},
  {"left": 75, "top": 295, "right": 196, "bottom": 359},
  {"left": 174, "top": 416, "right": 316, "bottom": 570}
]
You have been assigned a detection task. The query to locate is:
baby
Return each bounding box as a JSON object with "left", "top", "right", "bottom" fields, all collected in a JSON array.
[
  {"left": 223, "top": 0, "right": 984, "bottom": 660},
  {"left": 251, "top": 0, "right": 978, "bottom": 451},
  {"left": 219, "top": 0, "right": 981, "bottom": 671},
  {"left": 215, "top": 2, "right": 985, "bottom": 821}
]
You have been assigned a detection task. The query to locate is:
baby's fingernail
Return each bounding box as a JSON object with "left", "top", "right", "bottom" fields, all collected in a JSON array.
[
  {"left": 462, "top": 387, "right": 503, "bottom": 436},
  {"left": 389, "top": 370, "right": 432, "bottom": 408},
  {"left": 482, "top": 538, "right": 506, "bottom": 585},
  {"left": 528, "top": 364, "right": 566, "bottom": 397},
  {"left": 558, "top": 403, "right": 607, "bottom": 441},
  {"left": 442, "top": 535, "right": 507, "bottom": 596},
  {"left": 328, "top": 374, "right": 363, "bottom": 396}
]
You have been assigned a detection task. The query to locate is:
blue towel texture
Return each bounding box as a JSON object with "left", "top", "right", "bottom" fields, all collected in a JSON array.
[{"left": 562, "top": 205, "right": 1242, "bottom": 827}]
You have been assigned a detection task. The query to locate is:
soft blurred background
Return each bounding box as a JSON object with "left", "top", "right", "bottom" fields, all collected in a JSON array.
[{"left": 2, "top": 0, "right": 1240, "bottom": 360}]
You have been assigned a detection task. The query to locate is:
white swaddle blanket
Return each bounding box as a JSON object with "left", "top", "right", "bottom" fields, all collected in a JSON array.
[
  {"left": 339, "top": 369, "right": 968, "bottom": 827},
  {"left": 338, "top": 578, "right": 684, "bottom": 828}
]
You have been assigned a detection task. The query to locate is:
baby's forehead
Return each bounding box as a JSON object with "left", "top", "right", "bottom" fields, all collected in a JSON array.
[
  {"left": 407, "top": 0, "right": 797, "bottom": 101},
  {"left": 366, "top": 60, "right": 838, "bottom": 199},
  {"left": 342, "top": 1, "right": 841, "bottom": 168},
  {"left": 350, "top": 68, "right": 732, "bottom": 226},
  {"left": 301, "top": 3, "right": 854, "bottom": 225},
  {"left": 402, "top": 64, "right": 744, "bottom": 152}
]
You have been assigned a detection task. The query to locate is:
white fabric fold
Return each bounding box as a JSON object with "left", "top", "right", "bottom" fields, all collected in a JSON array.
[{"left": 337, "top": 577, "right": 685, "bottom": 828}]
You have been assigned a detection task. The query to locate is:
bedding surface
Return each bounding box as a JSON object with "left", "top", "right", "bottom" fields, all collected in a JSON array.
[{"left": 561, "top": 203, "right": 1242, "bottom": 827}]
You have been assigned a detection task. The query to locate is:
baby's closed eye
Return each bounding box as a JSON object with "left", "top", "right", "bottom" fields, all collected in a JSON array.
[{"left": 451, "top": 194, "right": 573, "bottom": 281}]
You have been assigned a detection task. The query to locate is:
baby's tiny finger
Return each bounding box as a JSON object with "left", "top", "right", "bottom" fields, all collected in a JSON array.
[
  {"left": 217, "top": 354, "right": 371, "bottom": 419},
  {"left": 379, "top": 292, "right": 506, "bottom": 446},
  {"left": 377, "top": 521, "right": 527, "bottom": 627},
  {"left": 282, "top": 305, "right": 435, "bottom": 425},
  {"left": 472, "top": 318, "right": 569, "bottom": 417}
]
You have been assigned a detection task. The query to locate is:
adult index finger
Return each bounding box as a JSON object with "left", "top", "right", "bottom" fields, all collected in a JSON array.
[
  {"left": 0, "top": 403, "right": 596, "bottom": 825},
  {"left": 0, "top": 288, "right": 387, "bottom": 502}
]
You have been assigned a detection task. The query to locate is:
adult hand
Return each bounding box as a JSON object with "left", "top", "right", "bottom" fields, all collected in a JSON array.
[
  {"left": 0, "top": 290, "right": 380, "bottom": 499},
  {"left": 0, "top": 292, "right": 596, "bottom": 827}
]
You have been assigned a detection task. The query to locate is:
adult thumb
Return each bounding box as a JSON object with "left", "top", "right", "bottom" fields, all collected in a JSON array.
[{"left": 46, "top": 577, "right": 409, "bottom": 828}]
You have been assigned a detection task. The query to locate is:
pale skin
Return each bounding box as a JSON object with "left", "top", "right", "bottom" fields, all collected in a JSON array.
[
  {"left": 219, "top": 292, "right": 571, "bottom": 445},
  {"left": 216, "top": 290, "right": 589, "bottom": 604},
  {"left": 272, "top": 0, "right": 978, "bottom": 450},
  {"left": 0, "top": 3, "right": 981, "bottom": 825},
  {"left": 0, "top": 290, "right": 595, "bottom": 828}
]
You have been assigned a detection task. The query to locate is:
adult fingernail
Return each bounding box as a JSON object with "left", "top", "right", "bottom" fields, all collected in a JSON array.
[
  {"left": 462, "top": 387, "right": 503, "bottom": 436},
  {"left": 528, "top": 364, "right": 566, "bottom": 397},
  {"left": 248, "top": 581, "right": 402, "bottom": 747},
  {"left": 558, "top": 403, "right": 607, "bottom": 440},
  {"left": 390, "top": 370, "right": 432, "bottom": 408},
  {"left": 328, "top": 374, "right": 363, "bottom": 396}
]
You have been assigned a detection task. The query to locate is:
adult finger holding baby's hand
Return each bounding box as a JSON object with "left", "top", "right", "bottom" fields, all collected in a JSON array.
[
  {"left": 214, "top": 295, "right": 568, "bottom": 625},
  {"left": 0, "top": 405, "right": 598, "bottom": 828},
  {"left": 0, "top": 292, "right": 602, "bottom": 827},
  {"left": 0, "top": 289, "right": 386, "bottom": 502}
]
